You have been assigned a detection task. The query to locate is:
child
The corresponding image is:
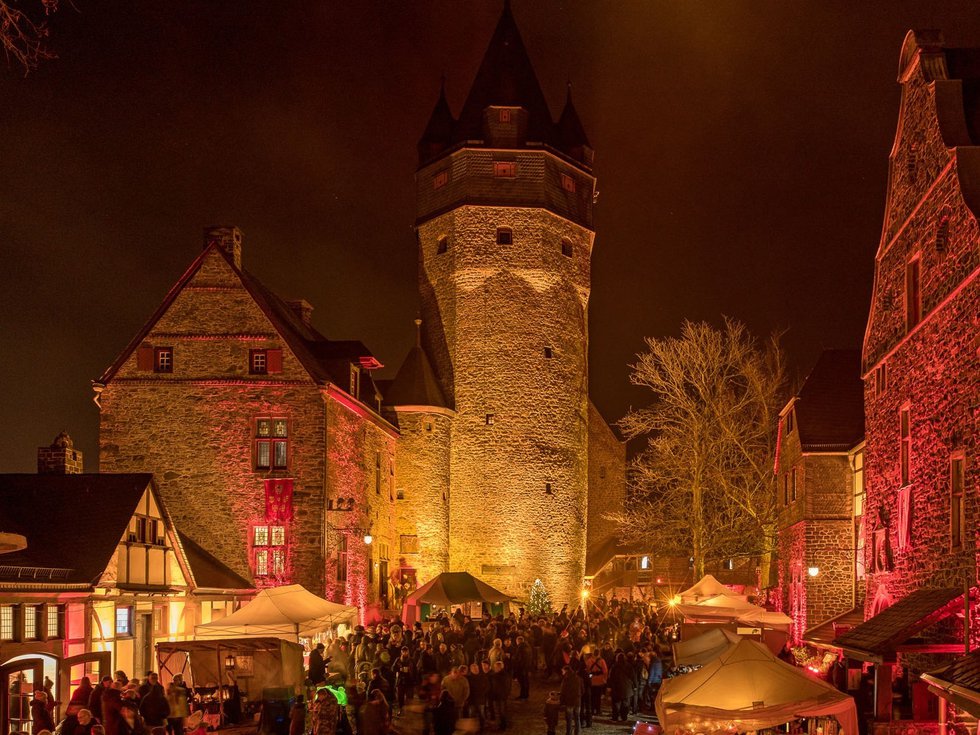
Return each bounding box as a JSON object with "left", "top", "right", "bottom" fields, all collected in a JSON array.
[{"left": 544, "top": 691, "right": 561, "bottom": 735}]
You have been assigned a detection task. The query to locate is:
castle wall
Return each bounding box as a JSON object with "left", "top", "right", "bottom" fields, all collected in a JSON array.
[
  {"left": 392, "top": 409, "right": 451, "bottom": 586},
  {"left": 587, "top": 402, "right": 625, "bottom": 550}
]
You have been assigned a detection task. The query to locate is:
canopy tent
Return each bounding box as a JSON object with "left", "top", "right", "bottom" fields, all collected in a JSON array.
[
  {"left": 402, "top": 572, "right": 512, "bottom": 625},
  {"left": 736, "top": 609, "right": 793, "bottom": 632},
  {"left": 673, "top": 628, "right": 741, "bottom": 667},
  {"left": 194, "top": 584, "right": 357, "bottom": 641},
  {"left": 656, "top": 638, "right": 858, "bottom": 735},
  {"left": 678, "top": 575, "right": 746, "bottom": 603}
]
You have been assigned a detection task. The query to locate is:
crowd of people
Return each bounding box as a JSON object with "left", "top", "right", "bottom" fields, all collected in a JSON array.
[
  {"left": 302, "top": 595, "right": 672, "bottom": 735},
  {"left": 17, "top": 670, "right": 208, "bottom": 735}
]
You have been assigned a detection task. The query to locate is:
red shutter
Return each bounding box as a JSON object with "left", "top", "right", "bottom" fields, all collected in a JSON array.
[
  {"left": 136, "top": 346, "right": 154, "bottom": 371},
  {"left": 267, "top": 349, "right": 283, "bottom": 374}
]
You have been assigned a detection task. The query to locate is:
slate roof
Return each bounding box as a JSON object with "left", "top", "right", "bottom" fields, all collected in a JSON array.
[
  {"left": 803, "top": 606, "right": 865, "bottom": 648},
  {"left": 176, "top": 532, "right": 253, "bottom": 590},
  {"left": 384, "top": 344, "right": 449, "bottom": 409},
  {"left": 585, "top": 536, "right": 651, "bottom": 578},
  {"left": 793, "top": 349, "right": 864, "bottom": 451},
  {"left": 417, "top": 2, "right": 591, "bottom": 168},
  {"left": 832, "top": 587, "right": 964, "bottom": 660},
  {"left": 98, "top": 244, "right": 381, "bottom": 405},
  {"left": 925, "top": 648, "right": 980, "bottom": 693},
  {"left": 0, "top": 473, "right": 153, "bottom": 586}
]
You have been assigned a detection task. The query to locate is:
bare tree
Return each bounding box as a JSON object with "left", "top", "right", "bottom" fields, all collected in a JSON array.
[
  {"left": 611, "top": 319, "right": 785, "bottom": 581},
  {"left": 2, "top": 0, "right": 59, "bottom": 74}
]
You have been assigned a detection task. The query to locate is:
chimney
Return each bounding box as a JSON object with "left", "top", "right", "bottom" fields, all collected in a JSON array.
[
  {"left": 287, "top": 299, "right": 314, "bottom": 326},
  {"left": 38, "top": 432, "right": 83, "bottom": 475},
  {"left": 203, "top": 226, "right": 243, "bottom": 269}
]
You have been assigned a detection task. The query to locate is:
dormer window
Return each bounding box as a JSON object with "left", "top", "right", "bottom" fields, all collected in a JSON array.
[
  {"left": 561, "top": 173, "right": 576, "bottom": 193},
  {"left": 494, "top": 161, "right": 516, "bottom": 178},
  {"left": 350, "top": 364, "right": 360, "bottom": 398},
  {"left": 249, "top": 348, "right": 282, "bottom": 375},
  {"left": 154, "top": 347, "right": 173, "bottom": 373},
  {"left": 433, "top": 169, "right": 449, "bottom": 189},
  {"left": 499, "top": 108, "right": 512, "bottom": 123}
]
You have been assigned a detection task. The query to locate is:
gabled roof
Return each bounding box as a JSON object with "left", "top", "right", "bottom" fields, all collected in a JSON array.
[
  {"left": 455, "top": 2, "right": 555, "bottom": 146},
  {"left": 793, "top": 349, "right": 864, "bottom": 452},
  {"left": 833, "top": 587, "right": 965, "bottom": 661},
  {"left": 177, "top": 531, "right": 253, "bottom": 591},
  {"left": 97, "top": 244, "right": 380, "bottom": 396},
  {"left": 384, "top": 343, "right": 449, "bottom": 409},
  {"left": 0, "top": 473, "right": 153, "bottom": 587}
]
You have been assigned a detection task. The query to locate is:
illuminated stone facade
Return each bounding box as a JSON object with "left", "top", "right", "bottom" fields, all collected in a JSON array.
[
  {"left": 862, "top": 31, "right": 980, "bottom": 636},
  {"left": 98, "top": 233, "right": 397, "bottom": 618},
  {"left": 773, "top": 350, "right": 865, "bottom": 644}
]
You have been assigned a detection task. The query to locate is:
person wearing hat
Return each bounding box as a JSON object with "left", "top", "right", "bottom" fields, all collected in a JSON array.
[
  {"left": 31, "top": 691, "right": 55, "bottom": 735},
  {"left": 312, "top": 688, "right": 339, "bottom": 735},
  {"left": 308, "top": 643, "right": 327, "bottom": 686}
]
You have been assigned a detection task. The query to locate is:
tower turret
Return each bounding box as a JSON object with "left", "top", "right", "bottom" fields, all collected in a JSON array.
[{"left": 415, "top": 3, "right": 595, "bottom": 604}]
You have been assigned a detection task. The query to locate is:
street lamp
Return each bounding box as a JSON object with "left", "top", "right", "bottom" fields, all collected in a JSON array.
[
  {"left": 363, "top": 534, "right": 373, "bottom": 545},
  {"left": 224, "top": 654, "right": 236, "bottom": 670},
  {"left": 807, "top": 565, "right": 820, "bottom": 577}
]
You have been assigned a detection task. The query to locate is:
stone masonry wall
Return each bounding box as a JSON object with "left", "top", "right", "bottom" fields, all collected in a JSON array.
[
  {"left": 863, "top": 52, "right": 980, "bottom": 638},
  {"left": 419, "top": 198, "right": 594, "bottom": 606},
  {"left": 100, "top": 248, "right": 327, "bottom": 593},
  {"left": 587, "top": 402, "right": 625, "bottom": 550},
  {"left": 323, "top": 394, "right": 398, "bottom": 621},
  {"left": 393, "top": 409, "right": 451, "bottom": 586}
]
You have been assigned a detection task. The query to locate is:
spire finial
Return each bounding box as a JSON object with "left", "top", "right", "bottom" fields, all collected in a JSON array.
[{"left": 414, "top": 318, "right": 422, "bottom": 347}]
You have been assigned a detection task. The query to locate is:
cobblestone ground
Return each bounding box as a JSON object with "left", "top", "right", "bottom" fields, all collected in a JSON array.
[{"left": 392, "top": 673, "right": 651, "bottom": 735}]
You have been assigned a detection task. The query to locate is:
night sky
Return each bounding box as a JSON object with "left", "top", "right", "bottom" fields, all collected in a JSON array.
[{"left": 2, "top": 1, "right": 980, "bottom": 472}]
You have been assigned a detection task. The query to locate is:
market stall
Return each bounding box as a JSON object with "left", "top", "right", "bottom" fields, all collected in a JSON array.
[
  {"left": 402, "top": 572, "right": 512, "bottom": 626},
  {"left": 678, "top": 575, "right": 747, "bottom": 603},
  {"left": 156, "top": 637, "right": 304, "bottom": 728},
  {"left": 672, "top": 628, "right": 741, "bottom": 667},
  {"left": 656, "top": 638, "right": 858, "bottom": 735},
  {"left": 194, "top": 584, "right": 357, "bottom": 642}
]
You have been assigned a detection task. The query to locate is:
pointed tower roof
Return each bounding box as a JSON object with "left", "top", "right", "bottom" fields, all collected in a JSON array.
[
  {"left": 455, "top": 1, "right": 556, "bottom": 145},
  {"left": 557, "top": 84, "right": 591, "bottom": 150},
  {"left": 418, "top": 78, "right": 457, "bottom": 163},
  {"left": 384, "top": 320, "right": 450, "bottom": 409}
]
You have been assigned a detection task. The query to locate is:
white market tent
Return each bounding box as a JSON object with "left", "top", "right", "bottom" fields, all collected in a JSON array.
[
  {"left": 673, "top": 628, "right": 742, "bottom": 667},
  {"left": 656, "top": 638, "right": 858, "bottom": 735},
  {"left": 194, "top": 584, "right": 357, "bottom": 642},
  {"left": 678, "top": 574, "right": 746, "bottom": 603},
  {"left": 736, "top": 608, "right": 793, "bottom": 632}
]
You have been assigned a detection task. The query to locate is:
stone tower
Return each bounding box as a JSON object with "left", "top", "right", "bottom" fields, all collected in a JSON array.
[{"left": 414, "top": 3, "right": 595, "bottom": 604}]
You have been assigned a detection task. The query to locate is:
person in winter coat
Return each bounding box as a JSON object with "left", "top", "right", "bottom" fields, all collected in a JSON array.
[
  {"left": 393, "top": 647, "right": 416, "bottom": 714},
  {"left": 441, "top": 666, "right": 469, "bottom": 719},
  {"left": 164, "top": 682, "right": 188, "bottom": 735},
  {"left": 31, "top": 691, "right": 55, "bottom": 735},
  {"left": 489, "top": 661, "right": 510, "bottom": 730},
  {"left": 308, "top": 643, "right": 328, "bottom": 686},
  {"left": 358, "top": 690, "right": 390, "bottom": 735},
  {"left": 101, "top": 685, "right": 124, "bottom": 735},
  {"left": 513, "top": 635, "right": 533, "bottom": 700},
  {"left": 432, "top": 690, "right": 457, "bottom": 735},
  {"left": 312, "top": 688, "right": 339, "bottom": 735},
  {"left": 544, "top": 691, "right": 561, "bottom": 735},
  {"left": 585, "top": 651, "right": 608, "bottom": 716},
  {"left": 608, "top": 652, "right": 634, "bottom": 723},
  {"left": 88, "top": 676, "right": 113, "bottom": 722},
  {"left": 288, "top": 695, "right": 306, "bottom": 735},
  {"left": 559, "top": 666, "right": 582, "bottom": 735},
  {"left": 645, "top": 651, "right": 663, "bottom": 708},
  {"left": 118, "top": 703, "right": 146, "bottom": 735},
  {"left": 69, "top": 679, "right": 94, "bottom": 716},
  {"left": 465, "top": 662, "right": 488, "bottom": 729},
  {"left": 137, "top": 684, "right": 169, "bottom": 728}
]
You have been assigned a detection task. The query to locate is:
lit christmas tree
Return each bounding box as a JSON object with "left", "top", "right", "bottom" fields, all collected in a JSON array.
[{"left": 527, "top": 578, "right": 552, "bottom": 615}]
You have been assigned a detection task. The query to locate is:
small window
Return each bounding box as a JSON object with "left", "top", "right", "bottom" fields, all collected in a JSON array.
[
  {"left": 116, "top": 607, "right": 133, "bottom": 637},
  {"left": 425, "top": 422, "right": 433, "bottom": 432},
  {"left": 791, "top": 468, "right": 798, "bottom": 501},
  {"left": 544, "top": 346, "right": 553, "bottom": 358},
  {"left": 875, "top": 363, "right": 887, "bottom": 397},
  {"left": 23, "top": 605, "right": 39, "bottom": 641},
  {"left": 270, "top": 525, "right": 286, "bottom": 546},
  {"left": 723, "top": 558, "right": 734, "bottom": 571},
  {"left": 496, "top": 228, "right": 512, "bottom": 245},
  {"left": 0, "top": 606, "right": 13, "bottom": 641},
  {"left": 485, "top": 413, "right": 495, "bottom": 425},
  {"left": 46, "top": 605, "right": 62, "bottom": 640},
  {"left": 256, "top": 418, "right": 289, "bottom": 471},
  {"left": 396, "top": 488, "right": 405, "bottom": 500},
  {"left": 561, "top": 173, "right": 576, "bottom": 193},
  {"left": 253, "top": 525, "right": 269, "bottom": 546},
  {"left": 154, "top": 347, "right": 173, "bottom": 373},
  {"left": 951, "top": 454, "right": 966, "bottom": 550},
  {"left": 640, "top": 556, "right": 650, "bottom": 570},
  {"left": 433, "top": 169, "right": 449, "bottom": 189},
  {"left": 271, "top": 548, "right": 285, "bottom": 576},
  {"left": 599, "top": 466, "right": 606, "bottom": 480},
  {"left": 936, "top": 217, "right": 950, "bottom": 252},
  {"left": 545, "top": 482, "right": 553, "bottom": 495},
  {"left": 375, "top": 451, "right": 382, "bottom": 494},
  {"left": 350, "top": 364, "right": 360, "bottom": 398},
  {"left": 561, "top": 240, "right": 573, "bottom": 258},
  {"left": 250, "top": 350, "right": 268, "bottom": 375},
  {"left": 786, "top": 409, "right": 795, "bottom": 434},
  {"left": 498, "top": 108, "right": 512, "bottom": 123},
  {"left": 255, "top": 549, "right": 269, "bottom": 577},
  {"left": 783, "top": 474, "right": 789, "bottom": 505},
  {"left": 437, "top": 237, "right": 448, "bottom": 254},
  {"left": 494, "top": 161, "right": 516, "bottom": 178},
  {"left": 900, "top": 406, "right": 911, "bottom": 486},
  {"left": 906, "top": 257, "right": 921, "bottom": 331},
  {"left": 337, "top": 536, "right": 348, "bottom": 582}
]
